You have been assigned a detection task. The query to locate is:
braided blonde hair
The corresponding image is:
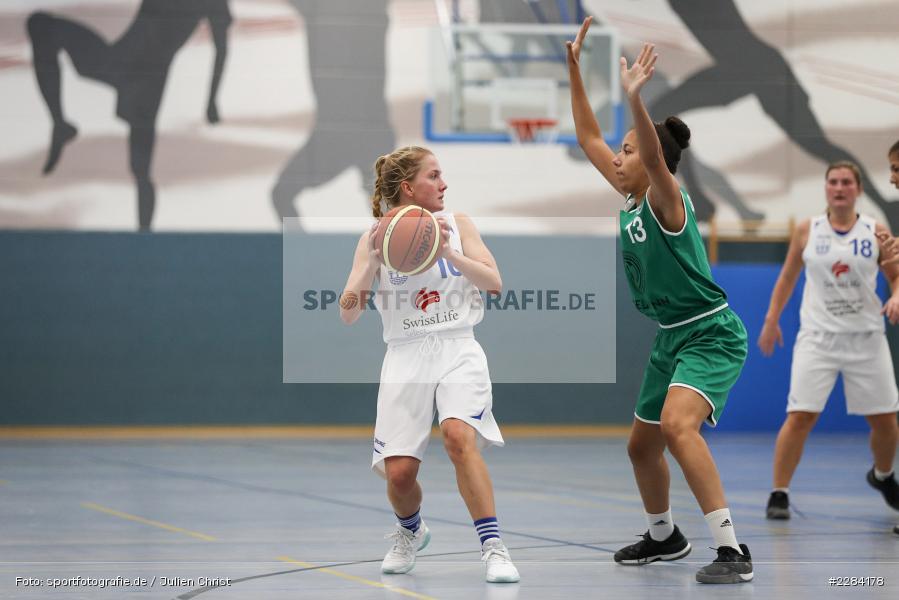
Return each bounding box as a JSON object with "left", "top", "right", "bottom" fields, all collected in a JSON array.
[{"left": 371, "top": 146, "right": 433, "bottom": 217}]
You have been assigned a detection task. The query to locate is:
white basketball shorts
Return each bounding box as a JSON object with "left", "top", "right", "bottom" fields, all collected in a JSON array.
[
  {"left": 787, "top": 330, "right": 899, "bottom": 415},
  {"left": 371, "top": 335, "right": 504, "bottom": 477}
]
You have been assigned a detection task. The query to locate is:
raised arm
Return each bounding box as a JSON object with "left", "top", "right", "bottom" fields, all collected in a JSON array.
[
  {"left": 566, "top": 17, "right": 623, "bottom": 195},
  {"left": 875, "top": 224, "right": 899, "bottom": 325},
  {"left": 441, "top": 214, "right": 502, "bottom": 294},
  {"left": 621, "top": 44, "right": 683, "bottom": 230},
  {"left": 758, "top": 219, "right": 809, "bottom": 355},
  {"left": 205, "top": 0, "right": 232, "bottom": 124},
  {"left": 339, "top": 224, "right": 381, "bottom": 325}
]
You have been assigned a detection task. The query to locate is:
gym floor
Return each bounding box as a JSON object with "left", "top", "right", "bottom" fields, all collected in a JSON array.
[{"left": 1, "top": 431, "right": 897, "bottom": 599}]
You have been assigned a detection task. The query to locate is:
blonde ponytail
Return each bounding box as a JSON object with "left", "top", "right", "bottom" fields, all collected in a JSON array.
[{"left": 372, "top": 155, "right": 388, "bottom": 217}]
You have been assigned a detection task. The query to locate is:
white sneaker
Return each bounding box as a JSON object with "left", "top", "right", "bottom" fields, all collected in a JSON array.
[
  {"left": 380, "top": 522, "right": 431, "bottom": 574},
  {"left": 481, "top": 538, "right": 520, "bottom": 583}
]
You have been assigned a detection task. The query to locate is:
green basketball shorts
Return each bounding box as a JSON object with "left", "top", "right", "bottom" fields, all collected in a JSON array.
[{"left": 635, "top": 307, "right": 747, "bottom": 427}]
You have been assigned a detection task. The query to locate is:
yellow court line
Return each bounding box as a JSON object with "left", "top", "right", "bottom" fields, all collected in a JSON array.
[
  {"left": 81, "top": 502, "right": 217, "bottom": 542},
  {"left": 501, "top": 425, "right": 630, "bottom": 438},
  {"left": 0, "top": 424, "right": 628, "bottom": 440},
  {"left": 0, "top": 425, "right": 375, "bottom": 440},
  {"left": 277, "top": 556, "right": 438, "bottom": 600}
]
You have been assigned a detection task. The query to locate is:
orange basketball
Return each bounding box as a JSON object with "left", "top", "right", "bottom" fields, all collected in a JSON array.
[{"left": 373, "top": 205, "right": 441, "bottom": 275}]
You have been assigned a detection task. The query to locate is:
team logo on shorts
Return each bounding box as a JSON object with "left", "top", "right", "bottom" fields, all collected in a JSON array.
[
  {"left": 815, "top": 235, "right": 831, "bottom": 255},
  {"left": 831, "top": 260, "right": 850, "bottom": 278},
  {"left": 388, "top": 270, "right": 408, "bottom": 285},
  {"left": 414, "top": 288, "right": 441, "bottom": 312}
]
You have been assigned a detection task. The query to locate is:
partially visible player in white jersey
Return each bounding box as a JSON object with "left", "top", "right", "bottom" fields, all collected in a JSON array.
[
  {"left": 886, "top": 140, "right": 899, "bottom": 536},
  {"left": 338, "top": 146, "right": 519, "bottom": 583},
  {"left": 758, "top": 161, "right": 899, "bottom": 521}
]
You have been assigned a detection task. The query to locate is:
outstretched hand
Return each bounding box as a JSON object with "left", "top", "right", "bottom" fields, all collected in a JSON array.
[
  {"left": 620, "top": 43, "right": 658, "bottom": 99},
  {"left": 566, "top": 16, "right": 593, "bottom": 67}
]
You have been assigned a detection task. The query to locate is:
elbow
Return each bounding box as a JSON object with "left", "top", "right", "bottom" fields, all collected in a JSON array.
[
  {"left": 576, "top": 131, "right": 599, "bottom": 149},
  {"left": 339, "top": 309, "right": 357, "bottom": 326},
  {"left": 488, "top": 275, "right": 502, "bottom": 295}
]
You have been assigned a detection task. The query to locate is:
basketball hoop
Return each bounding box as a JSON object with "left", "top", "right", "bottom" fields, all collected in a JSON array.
[{"left": 507, "top": 118, "right": 559, "bottom": 144}]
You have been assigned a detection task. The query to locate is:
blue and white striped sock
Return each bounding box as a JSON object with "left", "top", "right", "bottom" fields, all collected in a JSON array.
[
  {"left": 474, "top": 516, "right": 500, "bottom": 545},
  {"left": 397, "top": 509, "right": 421, "bottom": 534}
]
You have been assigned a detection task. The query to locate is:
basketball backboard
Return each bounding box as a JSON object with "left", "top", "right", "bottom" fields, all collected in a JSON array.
[{"left": 424, "top": 21, "right": 623, "bottom": 146}]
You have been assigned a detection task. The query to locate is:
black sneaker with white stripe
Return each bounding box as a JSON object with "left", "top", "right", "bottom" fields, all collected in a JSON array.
[
  {"left": 613, "top": 525, "right": 691, "bottom": 565},
  {"left": 695, "top": 543, "right": 753, "bottom": 584}
]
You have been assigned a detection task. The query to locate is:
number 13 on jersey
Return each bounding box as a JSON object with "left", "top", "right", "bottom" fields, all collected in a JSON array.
[{"left": 626, "top": 216, "right": 647, "bottom": 244}]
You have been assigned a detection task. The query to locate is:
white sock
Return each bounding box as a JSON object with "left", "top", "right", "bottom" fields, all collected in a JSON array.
[
  {"left": 772, "top": 487, "right": 789, "bottom": 494},
  {"left": 704, "top": 508, "right": 741, "bottom": 553},
  {"left": 646, "top": 509, "right": 675, "bottom": 541},
  {"left": 874, "top": 468, "right": 894, "bottom": 481}
]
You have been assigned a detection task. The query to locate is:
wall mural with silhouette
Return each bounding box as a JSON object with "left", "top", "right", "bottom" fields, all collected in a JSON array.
[{"left": 1, "top": 0, "right": 897, "bottom": 232}]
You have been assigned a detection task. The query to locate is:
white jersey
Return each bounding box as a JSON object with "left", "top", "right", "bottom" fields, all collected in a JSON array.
[
  {"left": 800, "top": 214, "right": 883, "bottom": 333},
  {"left": 375, "top": 213, "right": 484, "bottom": 344}
]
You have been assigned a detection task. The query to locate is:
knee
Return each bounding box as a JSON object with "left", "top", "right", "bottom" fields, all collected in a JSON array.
[
  {"left": 128, "top": 147, "right": 154, "bottom": 179},
  {"left": 27, "top": 12, "right": 53, "bottom": 38},
  {"left": 784, "top": 411, "right": 819, "bottom": 432},
  {"left": 659, "top": 417, "right": 694, "bottom": 449},
  {"left": 627, "top": 436, "right": 660, "bottom": 464},
  {"left": 386, "top": 463, "right": 418, "bottom": 495},
  {"left": 442, "top": 420, "right": 476, "bottom": 465}
]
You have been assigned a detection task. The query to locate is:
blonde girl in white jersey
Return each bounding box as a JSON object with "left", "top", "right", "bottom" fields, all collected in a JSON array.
[
  {"left": 758, "top": 161, "right": 899, "bottom": 520},
  {"left": 338, "top": 146, "right": 519, "bottom": 583}
]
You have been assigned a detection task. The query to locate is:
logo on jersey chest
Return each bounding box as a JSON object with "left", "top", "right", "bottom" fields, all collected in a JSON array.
[
  {"left": 414, "top": 288, "right": 441, "bottom": 312},
  {"left": 388, "top": 258, "right": 461, "bottom": 287},
  {"left": 815, "top": 235, "right": 831, "bottom": 255},
  {"left": 831, "top": 260, "right": 850, "bottom": 278},
  {"left": 388, "top": 270, "right": 408, "bottom": 285}
]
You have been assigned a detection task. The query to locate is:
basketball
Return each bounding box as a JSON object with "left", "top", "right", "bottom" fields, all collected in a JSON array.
[{"left": 373, "top": 205, "right": 441, "bottom": 275}]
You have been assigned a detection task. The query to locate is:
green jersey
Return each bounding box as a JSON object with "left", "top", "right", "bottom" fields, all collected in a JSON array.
[{"left": 619, "top": 188, "right": 727, "bottom": 327}]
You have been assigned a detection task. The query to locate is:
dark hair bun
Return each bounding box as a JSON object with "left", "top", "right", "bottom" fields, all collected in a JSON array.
[{"left": 664, "top": 117, "right": 690, "bottom": 150}]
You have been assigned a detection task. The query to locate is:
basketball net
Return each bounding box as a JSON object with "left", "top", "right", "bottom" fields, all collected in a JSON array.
[{"left": 507, "top": 118, "right": 559, "bottom": 144}]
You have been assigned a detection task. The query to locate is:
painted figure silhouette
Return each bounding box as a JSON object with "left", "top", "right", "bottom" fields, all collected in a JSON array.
[
  {"left": 272, "top": 0, "right": 395, "bottom": 220},
  {"left": 27, "top": 0, "right": 232, "bottom": 231},
  {"left": 653, "top": 0, "right": 894, "bottom": 225}
]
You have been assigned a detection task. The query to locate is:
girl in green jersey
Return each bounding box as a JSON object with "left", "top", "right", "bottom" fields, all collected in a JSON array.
[{"left": 567, "top": 17, "right": 751, "bottom": 584}]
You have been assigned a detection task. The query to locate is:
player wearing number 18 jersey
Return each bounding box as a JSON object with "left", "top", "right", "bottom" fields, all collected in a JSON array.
[
  {"left": 758, "top": 161, "right": 899, "bottom": 522},
  {"left": 568, "top": 19, "right": 751, "bottom": 584}
]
